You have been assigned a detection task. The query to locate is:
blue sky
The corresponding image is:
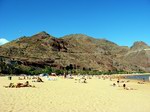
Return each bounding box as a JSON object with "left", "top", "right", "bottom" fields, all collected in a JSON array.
[{"left": 0, "top": 0, "right": 150, "bottom": 46}]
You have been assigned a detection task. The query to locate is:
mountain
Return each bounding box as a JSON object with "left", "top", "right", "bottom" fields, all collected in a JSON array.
[
  {"left": 123, "top": 41, "right": 150, "bottom": 72},
  {"left": 0, "top": 32, "right": 150, "bottom": 73},
  {"left": 130, "top": 41, "right": 150, "bottom": 51}
]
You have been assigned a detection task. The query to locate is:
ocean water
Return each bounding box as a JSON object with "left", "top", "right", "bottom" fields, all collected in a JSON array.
[{"left": 126, "top": 75, "right": 150, "bottom": 81}]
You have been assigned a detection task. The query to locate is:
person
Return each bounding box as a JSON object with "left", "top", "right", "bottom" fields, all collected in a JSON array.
[
  {"left": 24, "top": 81, "right": 30, "bottom": 87},
  {"left": 64, "top": 73, "right": 67, "bottom": 78},
  {"left": 4, "top": 83, "right": 15, "bottom": 88},
  {"left": 16, "top": 83, "right": 24, "bottom": 88},
  {"left": 125, "top": 87, "right": 134, "bottom": 90},
  {"left": 113, "top": 83, "right": 116, "bottom": 87},
  {"left": 4, "top": 81, "right": 35, "bottom": 88},
  {"left": 23, "top": 76, "right": 26, "bottom": 80},
  {"left": 117, "top": 80, "right": 119, "bottom": 84},
  {"left": 80, "top": 77, "right": 87, "bottom": 83},
  {"left": 8, "top": 76, "right": 12, "bottom": 80},
  {"left": 117, "top": 80, "right": 120, "bottom": 87},
  {"left": 37, "top": 77, "right": 44, "bottom": 82},
  {"left": 137, "top": 81, "right": 144, "bottom": 84},
  {"left": 123, "top": 83, "right": 126, "bottom": 89},
  {"left": 16, "top": 81, "right": 33, "bottom": 88},
  {"left": 110, "top": 77, "right": 112, "bottom": 81},
  {"left": 83, "top": 78, "right": 87, "bottom": 83}
]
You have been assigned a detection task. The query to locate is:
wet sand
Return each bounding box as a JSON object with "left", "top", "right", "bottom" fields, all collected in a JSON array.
[{"left": 0, "top": 76, "right": 150, "bottom": 112}]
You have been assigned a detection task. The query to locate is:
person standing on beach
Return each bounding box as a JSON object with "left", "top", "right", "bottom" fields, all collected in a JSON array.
[
  {"left": 117, "top": 79, "right": 120, "bottom": 87},
  {"left": 8, "top": 76, "right": 12, "bottom": 80},
  {"left": 64, "top": 73, "right": 67, "bottom": 78},
  {"left": 123, "top": 84, "right": 126, "bottom": 89}
]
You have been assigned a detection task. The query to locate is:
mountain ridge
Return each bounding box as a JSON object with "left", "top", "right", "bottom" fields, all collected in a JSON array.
[{"left": 0, "top": 31, "right": 150, "bottom": 73}]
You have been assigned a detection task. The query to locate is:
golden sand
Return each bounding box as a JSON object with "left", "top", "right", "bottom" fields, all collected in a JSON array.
[{"left": 0, "top": 76, "right": 150, "bottom": 112}]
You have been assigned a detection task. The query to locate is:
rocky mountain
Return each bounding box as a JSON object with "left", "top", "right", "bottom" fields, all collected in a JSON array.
[
  {"left": 0, "top": 31, "right": 150, "bottom": 73},
  {"left": 123, "top": 41, "right": 150, "bottom": 72},
  {"left": 130, "top": 41, "right": 150, "bottom": 51}
]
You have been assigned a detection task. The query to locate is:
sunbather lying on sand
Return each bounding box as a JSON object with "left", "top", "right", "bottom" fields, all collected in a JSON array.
[
  {"left": 37, "top": 77, "right": 44, "bottom": 82},
  {"left": 4, "top": 81, "right": 35, "bottom": 88},
  {"left": 111, "top": 83, "right": 116, "bottom": 87},
  {"left": 74, "top": 77, "right": 87, "bottom": 83},
  {"left": 74, "top": 78, "right": 81, "bottom": 83},
  {"left": 80, "top": 78, "right": 87, "bottom": 83},
  {"left": 137, "top": 82, "right": 145, "bottom": 84},
  {"left": 16, "top": 81, "right": 33, "bottom": 88},
  {"left": 32, "top": 77, "right": 44, "bottom": 82},
  {"left": 4, "top": 83, "right": 15, "bottom": 88},
  {"left": 122, "top": 84, "right": 136, "bottom": 90},
  {"left": 125, "top": 87, "right": 136, "bottom": 90},
  {"left": 82, "top": 78, "right": 87, "bottom": 83}
]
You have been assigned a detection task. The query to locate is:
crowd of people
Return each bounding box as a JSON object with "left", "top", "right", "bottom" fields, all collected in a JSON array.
[{"left": 4, "top": 73, "right": 145, "bottom": 90}]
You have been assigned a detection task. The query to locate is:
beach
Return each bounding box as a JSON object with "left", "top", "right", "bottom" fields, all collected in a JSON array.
[{"left": 0, "top": 76, "right": 150, "bottom": 112}]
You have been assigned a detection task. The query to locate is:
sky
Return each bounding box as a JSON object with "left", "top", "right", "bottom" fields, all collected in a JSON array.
[{"left": 0, "top": 0, "right": 150, "bottom": 46}]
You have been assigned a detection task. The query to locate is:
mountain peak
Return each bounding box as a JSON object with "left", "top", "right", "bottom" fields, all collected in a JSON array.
[
  {"left": 37, "top": 31, "right": 49, "bottom": 35},
  {"left": 32, "top": 31, "right": 52, "bottom": 39},
  {"left": 62, "top": 34, "right": 94, "bottom": 40},
  {"left": 131, "top": 41, "right": 149, "bottom": 51}
]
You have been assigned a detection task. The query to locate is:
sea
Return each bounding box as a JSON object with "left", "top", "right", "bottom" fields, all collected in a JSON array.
[{"left": 126, "top": 74, "right": 150, "bottom": 81}]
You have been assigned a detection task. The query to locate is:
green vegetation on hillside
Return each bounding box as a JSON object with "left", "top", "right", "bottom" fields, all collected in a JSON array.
[{"left": 0, "top": 59, "right": 145, "bottom": 76}]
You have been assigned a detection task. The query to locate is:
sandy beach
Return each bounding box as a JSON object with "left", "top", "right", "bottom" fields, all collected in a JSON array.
[{"left": 0, "top": 76, "right": 150, "bottom": 112}]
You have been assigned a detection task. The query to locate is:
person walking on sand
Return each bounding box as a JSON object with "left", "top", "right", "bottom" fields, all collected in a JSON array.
[
  {"left": 123, "top": 83, "right": 126, "bottom": 89},
  {"left": 117, "top": 79, "right": 120, "bottom": 87}
]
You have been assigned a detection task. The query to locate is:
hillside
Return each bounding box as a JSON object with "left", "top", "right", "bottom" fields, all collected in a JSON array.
[
  {"left": 123, "top": 41, "right": 150, "bottom": 72},
  {"left": 0, "top": 32, "right": 150, "bottom": 74}
]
